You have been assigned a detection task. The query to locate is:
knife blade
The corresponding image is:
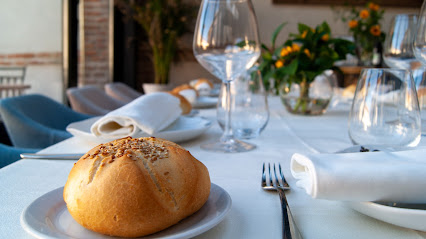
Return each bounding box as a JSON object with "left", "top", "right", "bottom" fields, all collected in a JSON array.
[{"left": 20, "top": 153, "right": 85, "bottom": 160}]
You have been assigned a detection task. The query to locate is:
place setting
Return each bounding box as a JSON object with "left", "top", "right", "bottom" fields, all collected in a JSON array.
[
  {"left": 287, "top": 67, "right": 426, "bottom": 232},
  {"left": 66, "top": 92, "right": 213, "bottom": 145},
  {"left": 171, "top": 79, "right": 219, "bottom": 110},
  {"left": 20, "top": 136, "right": 232, "bottom": 239}
]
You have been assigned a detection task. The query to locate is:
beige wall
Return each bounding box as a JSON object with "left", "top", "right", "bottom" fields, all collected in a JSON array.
[
  {"left": 171, "top": 1, "right": 420, "bottom": 86},
  {"left": 253, "top": 2, "right": 418, "bottom": 45},
  {"left": 0, "top": 0, "right": 62, "bottom": 53},
  {"left": 0, "top": 0, "right": 63, "bottom": 102}
]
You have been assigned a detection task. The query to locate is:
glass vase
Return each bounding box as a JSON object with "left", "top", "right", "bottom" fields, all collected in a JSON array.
[
  {"left": 279, "top": 72, "right": 334, "bottom": 115},
  {"left": 356, "top": 44, "right": 373, "bottom": 66}
]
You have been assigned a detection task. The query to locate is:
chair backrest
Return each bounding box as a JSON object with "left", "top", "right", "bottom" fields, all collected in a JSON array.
[
  {"left": 0, "top": 143, "right": 38, "bottom": 168},
  {"left": 0, "top": 67, "right": 30, "bottom": 99},
  {"left": 104, "top": 82, "right": 142, "bottom": 103},
  {"left": 66, "top": 85, "right": 126, "bottom": 116},
  {"left": 0, "top": 94, "right": 91, "bottom": 148}
]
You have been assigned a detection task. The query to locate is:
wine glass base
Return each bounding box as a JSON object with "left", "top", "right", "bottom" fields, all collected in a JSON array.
[{"left": 201, "top": 139, "right": 256, "bottom": 153}]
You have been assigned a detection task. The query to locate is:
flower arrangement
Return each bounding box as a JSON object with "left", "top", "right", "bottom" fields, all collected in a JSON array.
[
  {"left": 258, "top": 21, "right": 354, "bottom": 114},
  {"left": 342, "top": 2, "right": 386, "bottom": 65},
  {"left": 115, "top": 0, "right": 198, "bottom": 85},
  {"left": 259, "top": 21, "right": 354, "bottom": 93}
]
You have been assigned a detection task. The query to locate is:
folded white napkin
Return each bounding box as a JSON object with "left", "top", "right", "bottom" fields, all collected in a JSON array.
[
  {"left": 90, "top": 92, "right": 181, "bottom": 138},
  {"left": 290, "top": 149, "right": 426, "bottom": 203}
]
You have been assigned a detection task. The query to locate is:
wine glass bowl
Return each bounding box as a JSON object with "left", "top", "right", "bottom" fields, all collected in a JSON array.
[
  {"left": 348, "top": 68, "right": 421, "bottom": 148},
  {"left": 414, "top": 1, "right": 426, "bottom": 65},
  {"left": 193, "top": 0, "right": 261, "bottom": 153},
  {"left": 383, "top": 14, "right": 420, "bottom": 70},
  {"left": 193, "top": 0, "right": 260, "bottom": 82}
]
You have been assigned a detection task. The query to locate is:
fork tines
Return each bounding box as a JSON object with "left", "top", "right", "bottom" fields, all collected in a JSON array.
[{"left": 262, "top": 162, "right": 290, "bottom": 190}]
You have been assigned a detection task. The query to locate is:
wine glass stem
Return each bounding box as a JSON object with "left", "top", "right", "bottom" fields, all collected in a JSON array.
[{"left": 220, "top": 81, "right": 235, "bottom": 144}]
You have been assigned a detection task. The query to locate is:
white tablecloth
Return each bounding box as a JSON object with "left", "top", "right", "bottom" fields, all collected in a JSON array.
[{"left": 1, "top": 97, "right": 426, "bottom": 239}]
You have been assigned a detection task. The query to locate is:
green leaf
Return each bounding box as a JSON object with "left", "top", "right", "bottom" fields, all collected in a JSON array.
[
  {"left": 298, "top": 23, "right": 311, "bottom": 34},
  {"left": 263, "top": 70, "right": 274, "bottom": 83},
  {"left": 319, "top": 21, "right": 331, "bottom": 34},
  {"left": 261, "top": 52, "right": 273, "bottom": 61},
  {"left": 272, "top": 22, "right": 287, "bottom": 49},
  {"left": 331, "top": 38, "right": 356, "bottom": 59},
  {"left": 277, "top": 59, "right": 299, "bottom": 76},
  {"left": 305, "top": 71, "right": 322, "bottom": 82},
  {"left": 261, "top": 43, "right": 270, "bottom": 51}
]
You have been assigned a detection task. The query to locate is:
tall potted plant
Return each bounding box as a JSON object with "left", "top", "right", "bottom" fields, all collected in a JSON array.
[{"left": 116, "top": 0, "right": 198, "bottom": 87}]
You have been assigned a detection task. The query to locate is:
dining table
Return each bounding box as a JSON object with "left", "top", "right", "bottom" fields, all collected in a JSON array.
[{"left": 1, "top": 96, "right": 426, "bottom": 239}]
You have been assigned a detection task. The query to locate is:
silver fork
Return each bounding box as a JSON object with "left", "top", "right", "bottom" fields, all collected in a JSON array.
[{"left": 261, "top": 162, "right": 302, "bottom": 239}]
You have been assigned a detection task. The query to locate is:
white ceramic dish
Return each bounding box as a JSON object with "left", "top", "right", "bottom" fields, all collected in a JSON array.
[
  {"left": 192, "top": 96, "right": 218, "bottom": 109},
  {"left": 208, "top": 88, "right": 220, "bottom": 97},
  {"left": 66, "top": 116, "right": 212, "bottom": 143},
  {"left": 339, "top": 145, "right": 426, "bottom": 231},
  {"left": 21, "top": 183, "right": 232, "bottom": 239},
  {"left": 348, "top": 201, "right": 426, "bottom": 231}
]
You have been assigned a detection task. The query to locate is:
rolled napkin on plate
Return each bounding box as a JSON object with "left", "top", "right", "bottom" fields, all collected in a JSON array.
[
  {"left": 290, "top": 149, "right": 426, "bottom": 203},
  {"left": 90, "top": 92, "right": 182, "bottom": 138}
]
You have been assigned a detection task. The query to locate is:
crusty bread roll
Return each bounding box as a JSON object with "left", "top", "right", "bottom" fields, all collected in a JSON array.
[
  {"left": 190, "top": 78, "right": 214, "bottom": 96},
  {"left": 63, "top": 137, "right": 211, "bottom": 238},
  {"left": 171, "top": 84, "right": 198, "bottom": 104},
  {"left": 168, "top": 92, "right": 192, "bottom": 115},
  {"left": 194, "top": 78, "right": 214, "bottom": 89}
]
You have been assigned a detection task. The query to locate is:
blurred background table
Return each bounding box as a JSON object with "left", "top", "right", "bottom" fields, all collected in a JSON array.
[{"left": 338, "top": 65, "right": 364, "bottom": 87}]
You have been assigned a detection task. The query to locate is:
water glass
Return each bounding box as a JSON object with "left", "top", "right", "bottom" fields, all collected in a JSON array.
[
  {"left": 348, "top": 68, "right": 421, "bottom": 147},
  {"left": 217, "top": 68, "right": 269, "bottom": 139},
  {"left": 413, "top": 66, "right": 426, "bottom": 134}
]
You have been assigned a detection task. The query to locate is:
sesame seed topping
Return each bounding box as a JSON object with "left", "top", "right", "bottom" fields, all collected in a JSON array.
[{"left": 84, "top": 137, "right": 170, "bottom": 163}]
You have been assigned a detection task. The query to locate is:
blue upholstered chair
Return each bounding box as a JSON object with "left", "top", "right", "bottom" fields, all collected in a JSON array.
[
  {"left": 0, "top": 94, "right": 92, "bottom": 149},
  {"left": 104, "top": 82, "right": 142, "bottom": 103},
  {"left": 0, "top": 143, "right": 37, "bottom": 168}
]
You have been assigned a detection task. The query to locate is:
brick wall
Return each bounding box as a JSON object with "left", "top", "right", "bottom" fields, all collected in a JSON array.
[
  {"left": 0, "top": 0, "right": 112, "bottom": 88},
  {"left": 79, "top": 0, "right": 111, "bottom": 87},
  {"left": 0, "top": 52, "right": 61, "bottom": 66}
]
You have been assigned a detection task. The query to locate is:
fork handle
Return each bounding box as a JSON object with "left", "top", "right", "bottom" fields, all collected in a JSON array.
[
  {"left": 278, "top": 188, "right": 304, "bottom": 239},
  {"left": 277, "top": 189, "right": 293, "bottom": 239}
]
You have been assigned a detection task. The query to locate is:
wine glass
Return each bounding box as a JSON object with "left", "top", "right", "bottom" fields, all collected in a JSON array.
[
  {"left": 193, "top": 0, "right": 260, "bottom": 153},
  {"left": 217, "top": 66, "right": 269, "bottom": 139},
  {"left": 383, "top": 14, "right": 421, "bottom": 70},
  {"left": 414, "top": 1, "right": 426, "bottom": 65},
  {"left": 348, "top": 68, "right": 421, "bottom": 148}
]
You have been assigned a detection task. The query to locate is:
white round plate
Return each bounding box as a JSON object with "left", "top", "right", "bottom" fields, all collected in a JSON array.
[
  {"left": 207, "top": 88, "right": 220, "bottom": 97},
  {"left": 339, "top": 145, "right": 426, "bottom": 231},
  {"left": 21, "top": 183, "right": 232, "bottom": 239},
  {"left": 66, "top": 116, "right": 212, "bottom": 144},
  {"left": 348, "top": 201, "right": 426, "bottom": 231},
  {"left": 192, "top": 96, "right": 218, "bottom": 109}
]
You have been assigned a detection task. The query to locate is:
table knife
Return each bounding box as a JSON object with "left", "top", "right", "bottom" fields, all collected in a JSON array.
[{"left": 20, "top": 153, "right": 85, "bottom": 160}]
